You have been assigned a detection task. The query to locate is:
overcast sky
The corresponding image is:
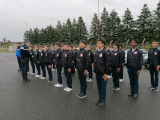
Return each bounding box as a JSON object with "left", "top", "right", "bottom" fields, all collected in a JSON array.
[{"left": 0, "top": 0, "right": 159, "bottom": 42}]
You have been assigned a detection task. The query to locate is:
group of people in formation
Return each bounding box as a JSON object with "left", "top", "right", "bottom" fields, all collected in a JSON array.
[{"left": 16, "top": 37, "right": 160, "bottom": 107}]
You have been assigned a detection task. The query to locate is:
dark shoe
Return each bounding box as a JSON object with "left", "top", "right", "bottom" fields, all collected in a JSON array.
[
  {"left": 132, "top": 94, "right": 138, "bottom": 98},
  {"left": 18, "top": 69, "right": 21, "bottom": 71},
  {"left": 76, "top": 93, "right": 82, "bottom": 97},
  {"left": 97, "top": 102, "right": 105, "bottom": 107},
  {"left": 24, "top": 77, "right": 31, "bottom": 82},
  {"left": 95, "top": 100, "right": 101, "bottom": 105},
  {"left": 128, "top": 93, "right": 134, "bottom": 97},
  {"left": 77, "top": 93, "right": 87, "bottom": 98}
]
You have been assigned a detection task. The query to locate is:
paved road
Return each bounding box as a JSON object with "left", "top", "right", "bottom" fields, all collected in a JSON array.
[{"left": 0, "top": 53, "right": 160, "bottom": 120}]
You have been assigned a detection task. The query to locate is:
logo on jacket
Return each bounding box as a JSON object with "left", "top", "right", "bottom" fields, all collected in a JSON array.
[
  {"left": 134, "top": 51, "right": 137, "bottom": 54},
  {"left": 41, "top": 53, "right": 43, "bottom": 56},
  {"left": 99, "top": 53, "right": 103, "bottom": 57},
  {"left": 56, "top": 54, "right": 59, "bottom": 57},
  {"left": 64, "top": 54, "right": 67, "bottom": 57},
  {"left": 154, "top": 52, "right": 157, "bottom": 55},
  {"left": 45, "top": 53, "right": 47, "bottom": 56},
  {"left": 30, "top": 53, "right": 32, "bottom": 55},
  {"left": 89, "top": 53, "right": 90, "bottom": 56},
  {"left": 114, "top": 53, "right": 117, "bottom": 56},
  {"left": 52, "top": 52, "right": 54, "bottom": 54},
  {"left": 80, "top": 53, "right": 83, "bottom": 57},
  {"left": 35, "top": 52, "right": 37, "bottom": 55}
]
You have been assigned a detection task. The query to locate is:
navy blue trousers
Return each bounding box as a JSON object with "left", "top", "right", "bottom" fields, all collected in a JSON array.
[
  {"left": 30, "top": 59, "right": 35, "bottom": 73},
  {"left": 35, "top": 63, "right": 40, "bottom": 75},
  {"left": 149, "top": 67, "right": 159, "bottom": 88},
  {"left": 78, "top": 70, "right": 87, "bottom": 95},
  {"left": 56, "top": 66, "right": 62, "bottom": 84},
  {"left": 40, "top": 63, "right": 46, "bottom": 77},
  {"left": 128, "top": 68, "right": 139, "bottom": 94},
  {"left": 96, "top": 74, "right": 107, "bottom": 102},
  {"left": 46, "top": 64, "right": 53, "bottom": 81},
  {"left": 119, "top": 66, "right": 123, "bottom": 79},
  {"left": 52, "top": 61, "right": 55, "bottom": 69},
  {"left": 111, "top": 68, "right": 120, "bottom": 88},
  {"left": 17, "top": 57, "right": 21, "bottom": 69},
  {"left": 88, "top": 65, "right": 93, "bottom": 79},
  {"left": 64, "top": 68, "right": 72, "bottom": 88},
  {"left": 21, "top": 59, "right": 29, "bottom": 77}
]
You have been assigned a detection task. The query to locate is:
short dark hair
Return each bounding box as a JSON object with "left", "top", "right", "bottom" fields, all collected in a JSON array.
[
  {"left": 113, "top": 42, "right": 119, "bottom": 49},
  {"left": 63, "top": 42, "right": 69, "bottom": 45},
  {"left": 29, "top": 46, "right": 33, "bottom": 48},
  {"left": 55, "top": 42, "right": 61, "bottom": 47},
  {"left": 17, "top": 43, "right": 21, "bottom": 44},
  {"left": 152, "top": 40, "right": 158, "bottom": 43},
  {"left": 132, "top": 39, "right": 138, "bottom": 44},
  {"left": 69, "top": 45, "right": 73, "bottom": 48},
  {"left": 119, "top": 44, "right": 122, "bottom": 47},
  {"left": 106, "top": 45, "right": 110, "bottom": 47},
  {"left": 97, "top": 37, "right": 106, "bottom": 45},
  {"left": 80, "top": 40, "right": 86, "bottom": 45}
]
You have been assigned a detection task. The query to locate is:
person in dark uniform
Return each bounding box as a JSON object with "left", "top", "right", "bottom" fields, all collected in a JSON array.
[
  {"left": 44, "top": 43, "right": 53, "bottom": 84},
  {"left": 16, "top": 43, "right": 21, "bottom": 71},
  {"left": 51, "top": 46, "right": 56, "bottom": 71},
  {"left": 34, "top": 44, "right": 41, "bottom": 78},
  {"left": 73, "top": 46, "right": 77, "bottom": 70},
  {"left": 69, "top": 45, "right": 75, "bottom": 75},
  {"left": 20, "top": 41, "right": 31, "bottom": 82},
  {"left": 110, "top": 42, "right": 122, "bottom": 91},
  {"left": 126, "top": 40, "right": 143, "bottom": 98},
  {"left": 29, "top": 46, "right": 35, "bottom": 75},
  {"left": 94, "top": 37, "right": 109, "bottom": 107},
  {"left": 62, "top": 42, "right": 73, "bottom": 92},
  {"left": 54, "top": 42, "right": 63, "bottom": 88},
  {"left": 38, "top": 45, "right": 46, "bottom": 80},
  {"left": 76, "top": 40, "right": 89, "bottom": 98},
  {"left": 106, "top": 45, "right": 112, "bottom": 78},
  {"left": 147, "top": 40, "right": 160, "bottom": 91},
  {"left": 86, "top": 44, "right": 94, "bottom": 82},
  {"left": 119, "top": 44, "right": 125, "bottom": 82}
]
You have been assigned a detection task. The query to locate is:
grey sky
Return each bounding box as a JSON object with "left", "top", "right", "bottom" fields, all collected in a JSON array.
[{"left": 0, "top": 0, "right": 159, "bottom": 42}]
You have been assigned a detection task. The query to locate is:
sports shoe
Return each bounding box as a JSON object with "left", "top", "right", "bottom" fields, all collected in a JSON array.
[
  {"left": 86, "top": 78, "right": 90, "bottom": 81},
  {"left": 52, "top": 69, "right": 56, "bottom": 71},
  {"left": 119, "top": 79, "right": 123, "bottom": 82},
  {"left": 107, "top": 75, "right": 112, "bottom": 78},
  {"left": 55, "top": 83, "right": 63, "bottom": 87},
  {"left": 27, "top": 72, "right": 30, "bottom": 74},
  {"left": 35, "top": 75, "right": 41, "bottom": 78},
  {"left": 148, "top": 87, "right": 155, "bottom": 90},
  {"left": 41, "top": 77, "right": 46, "bottom": 80},
  {"left": 66, "top": 88, "right": 73, "bottom": 92},
  {"left": 97, "top": 102, "right": 105, "bottom": 107},
  {"left": 114, "top": 87, "right": 120, "bottom": 91},
  {"left": 30, "top": 73, "right": 36, "bottom": 75},
  {"left": 63, "top": 87, "right": 68, "bottom": 91},
  {"left": 155, "top": 87, "right": 158, "bottom": 92},
  {"left": 77, "top": 93, "right": 87, "bottom": 98},
  {"left": 45, "top": 80, "right": 49, "bottom": 83},
  {"left": 87, "top": 79, "right": 93, "bottom": 82},
  {"left": 48, "top": 81, "right": 53, "bottom": 84},
  {"left": 132, "top": 94, "right": 138, "bottom": 98}
]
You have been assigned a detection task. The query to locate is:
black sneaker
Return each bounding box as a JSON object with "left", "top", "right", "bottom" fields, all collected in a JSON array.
[
  {"left": 95, "top": 100, "right": 101, "bottom": 105},
  {"left": 76, "top": 93, "right": 82, "bottom": 97},
  {"left": 128, "top": 93, "right": 134, "bottom": 97},
  {"left": 132, "top": 94, "right": 138, "bottom": 98},
  {"left": 77, "top": 93, "right": 87, "bottom": 98},
  {"left": 18, "top": 69, "right": 21, "bottom": 71},
  {"left": 97, "top": 102, "right": 105, "bottom": 107}
]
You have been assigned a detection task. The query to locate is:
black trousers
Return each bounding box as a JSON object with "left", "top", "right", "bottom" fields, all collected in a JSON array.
[
  {"left": 21, "top": 59, "right": 29, "bottom": 77},
  {"left": 30, "top": 59, "right": 35, "bottom": 73},
  {"left": 17, "top": 57, "right": 21, "bottom": 69}
]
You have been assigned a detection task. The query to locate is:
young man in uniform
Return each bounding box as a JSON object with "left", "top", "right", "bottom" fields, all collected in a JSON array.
[
  {"left": 119, "top": 44, "right": 125, "bottom": 82},
  {"left": 54, "top": 42, "right": 63, "bottom": 87},
  {"left": 29, "top": 46, "right": 35, "bottom": 75},
  {"left": 110, "top": 42, "right": 122, "bottom": 91},
  {"left": 51, "top": 46, "right": 56, "bottom": 71},
  {"left": 106, "top": 45, "right": 112, "bottom": 78},
  {"left": 86, "top": 45, "right": 94, "bottom": 82},
  {"left": 20, "top": 41, "right": 32, "bottom": 82},
  {"left": 38, "top": 45, "right": 46, "bottom": 80},
  {"left": 62, "top": 42, "right": 73, "bottom": 92},
  {"left": 94, "top": 37, "right": 109, "bottom": 107},
  {"left": 147, "top": 40, "right": 160, "bottom": 91},
  {"left": 44, "top": 43, "right": 53, "bottom": 84},
  {"left": 34, "top": 44, "right": 41, "bottom": 78},
  {"left": 126, "top": 40, "right": 143, "bottom": 98},
  {"left": 73, "top": 46, "right": 77, "bottom": 70},
  {"left": 76, "top": 40, "right": 89, "bottom": 98},
  {"left": 16, "top": 43, "right": 21, "bottom": 71}
]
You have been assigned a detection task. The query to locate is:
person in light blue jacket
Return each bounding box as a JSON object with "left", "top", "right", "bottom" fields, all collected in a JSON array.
[{"left": 16, "top": 43, "right": 21, "bottom": 71}]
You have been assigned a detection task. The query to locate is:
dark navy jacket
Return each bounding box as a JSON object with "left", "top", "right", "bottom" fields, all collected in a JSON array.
[
  {"left": 126, "top": 48, "right": 143, "bottom": 70},
  {"left": 44, "top": 50, "right": 53, "bottom": 65},
  {"left": 51, "top": 50, "right": 55, "bottom": 60},
  {"left": 29, "top": 50, "right": 35, "bottom": 60},
  {"left": 20, "top": 44, "right": 31, "bottom": 59},
  {"left": 147, "top": 47, "right": 160, "bottom": 68},
  {"left": 107, "top": 50, "right": 111, "bottom": 57},
  {"left": 33, "top": 50, "right": 39, "bottom": 63},
  {"left": 109, "top": 49, "right": 122, "bottom": 68},
  {"left": 39, "top": 50, "right": 45, "bottom": 64},
  {"left": 62, "top": 50, "right": 72, "bottom": 68},
  {"left": 119, "top": 49, "right": 125, "bottom": 64},
  {"left": 76, "top": 48, "right": 89, "bottom": 71},
  {"left": 16, "top": 46, "right": 21, "bottom": 58},
  {"left": 73, "top": 49, "right": 78, "bottom": 61},
  {"left": 55, "top": 48, "right": 63, "bottom": 67},
  {"left": 87, "top": 50, "right": 94, "bottom": 65},
  {"left": 94, "top": 48, "right": 110, "bottom": 75}
]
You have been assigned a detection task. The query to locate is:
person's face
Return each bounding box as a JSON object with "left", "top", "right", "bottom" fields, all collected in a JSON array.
[
  {"left": 96, "top": 41, "right": 103, "bottom": 49},
  {"left": 106, "top": 46, "right": 110, "bottom": 50},
  {"left": 131, "top": 41, "right": 137, "bottom": 48},
  {"left": 35, "top": 46, "right": 38, "bottom": 50},
  {"left": 113, "top": 44, "right": 118, "bottom": 50},
  {"left": 152, "top": 42, "right": 158, "bottom": 48},
  {"left": 79, "top": 42, "right": 85, "bottom": 49},
  {"left": 45, "top": 46, "right": 49, "bottom": 50},
  {"left": 69, "top": 47, "right": 72, "bottom": 50},
  {"left": 64, "top": 45, "right": 68, "bottom": 50},
  {"left": 29, "top": 47, "right": 32, "bottom": 50},
  {"left": 17, "top": 44, "right": 20, "bottom": 47},
  {"left": 26, "top": 42, "right": 30, "bottom": 47},
  {"left": 52, "top": 47, "right": 55, "bottom": 50},
  {"left": 55, "top": 45, "right": 59, "bottom": 49},
  {"left": 87, "top": 46, "right": 91, "bottom": 51},
  {"left": 119, "top": 46, "right": 122, "bottom": 49},
  {"left": 40, "top": 47, "right": 43, "bottom": 51},
  {"left": 73, "top": 47, "right": 76, "bottom": 50}
]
